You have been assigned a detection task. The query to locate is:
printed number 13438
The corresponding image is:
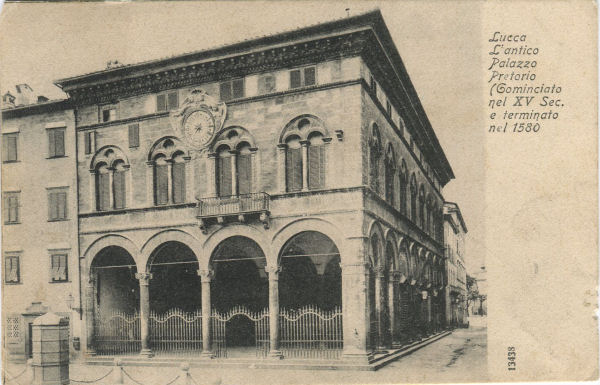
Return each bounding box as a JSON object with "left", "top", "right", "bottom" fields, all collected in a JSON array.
[{"left": 508, "top": 347, "right": 516, "bottom": 371}]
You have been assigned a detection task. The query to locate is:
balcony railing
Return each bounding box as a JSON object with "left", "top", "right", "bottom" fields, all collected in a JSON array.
[{"left": 196, "top": 192, "right": 270, "bottom": 232}]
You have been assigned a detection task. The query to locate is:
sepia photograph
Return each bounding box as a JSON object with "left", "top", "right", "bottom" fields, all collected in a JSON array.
[{"left": 0, "top": 1, "right": 596, "bottom": 384}]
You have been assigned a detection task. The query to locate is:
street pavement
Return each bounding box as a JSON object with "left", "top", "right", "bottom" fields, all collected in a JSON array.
[{"left": 3, "top": 316, "right": 487, "bottom": 385}]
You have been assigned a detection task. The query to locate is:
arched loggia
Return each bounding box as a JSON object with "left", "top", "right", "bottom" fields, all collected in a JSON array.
[
  {"left": 278, "top": 231, "right": 341, "bottom": 310},
  {"left": 145, "top": 241, "right": 201, "bottom": 356},
  {"left": 90, "top": 246, "right": 139, "bottom": 355},
  {"left": 147, "top": 241, "right": 201, "bottom": 313},
  {"left": 209, "top": 236, "right": 268, "bottom": 356}
]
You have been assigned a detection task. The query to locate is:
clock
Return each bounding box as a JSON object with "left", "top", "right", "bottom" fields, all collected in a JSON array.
[{"left": 183, "top": 110, "right": 216, "bottom": 148}]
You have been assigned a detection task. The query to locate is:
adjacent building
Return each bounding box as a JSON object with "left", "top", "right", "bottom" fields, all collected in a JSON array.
[
  {"left": 3, "top": 10, "right": 463, "bottom": 364},
  {"left": 1, "top": 90, "right": 80, "bottom": 361},
  {"left": 443, "top": 202, "right": 468, "bottom": 326}
]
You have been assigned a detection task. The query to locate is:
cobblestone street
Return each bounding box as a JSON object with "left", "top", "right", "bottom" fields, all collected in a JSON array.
[{"left": 3, "top": 317, "right": 487, "bottom": 385}]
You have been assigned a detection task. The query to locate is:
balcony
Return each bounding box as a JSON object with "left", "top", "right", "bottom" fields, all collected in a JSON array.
[{"left": 196, "top": 192, "right": 270, "bottom": 233}]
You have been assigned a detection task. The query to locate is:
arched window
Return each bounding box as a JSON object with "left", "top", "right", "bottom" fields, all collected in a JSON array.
[
  {"left": 91, "top": 147, "right": 130, "bottom": 211},
  {"left": 96, "top": 163, "right": 111, "bottom": 211},
  {"left": 384, "top": 144, "right": 396, "bottom": 205},
  {"left": 237, "top": 142, "right": 253, "bottom": 195},
  {"left": 285, "top": 136, "right": 302, "bottom": 192},
  {"left": 172, "top": 153, "right": 187, "bottom": 203},
  {"left": 113, "top": 160, "right": 127, "bottom": 209},
  {"left": 438, "top": 208, "right": 444, "bottom": 242},
  {"left": 369, "top": 124, "right": 382, "bottom": 194},
  {"left": 430, "top": 202, "right": 437, "bottom": 237},
  {"left": 426, "top": 195, "right": 432, "bottom": 235},
  {"left": 410, "top": 174, "right": 417, "bottom": 222},
  {"left": 308, "top": 132, "right": 326, "bottom": 190},
  {"left": 399, "top": 160, "right": 408, "bottom": 215},
  {"left": 154, "top": 155, "right": 169, "bottom": 204},
  {"left": 280, "top": 116, "right": 330, "bottom": 192},
  {"left": 216, "top": 145, "right": 232, "bottom": 197},
  {"left": 419, "top": 185, "right": 425, "bottom": 230},
  {"left": 148, "top": 137, "right": 189, "bottom": 205},
  {"left": 211, "top": 127, "right": 257, "bottom": 197}
]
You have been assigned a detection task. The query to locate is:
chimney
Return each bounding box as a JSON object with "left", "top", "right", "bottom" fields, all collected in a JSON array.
[
  {"left": 2, "top": 91, "right": 16, "bottom": 108},
  {"left": 15, "top": 83, "right": 34, "bottom": 106}
]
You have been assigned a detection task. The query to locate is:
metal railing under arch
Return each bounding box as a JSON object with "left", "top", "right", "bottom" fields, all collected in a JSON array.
[{"left": 94, "top": 306, "right": 343, "bottom": 359}]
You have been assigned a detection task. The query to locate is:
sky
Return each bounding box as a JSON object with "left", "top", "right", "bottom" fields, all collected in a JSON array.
[{"left": 0, "top": 1, "right": 485, "bottom": 274}]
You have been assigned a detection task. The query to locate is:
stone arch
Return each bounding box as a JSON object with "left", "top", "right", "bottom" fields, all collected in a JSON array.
[
  {"left": 397, "top": 236, "right": 410, "bottom": 277},
  {"left": 84, "top": 234, "right": 141, "bottom": 271},
  {"left": 147, "top": 136, "right": 189, "bottom": 162},
  {"left": 90, "top": 145, "right": 129, "bottom": 171},
  {"left": 369, "top": 122, "right": 382, "bottom": 150},
  {"left": 212, "top": 126, "right": 257, "bottom": 152},
  {"left": 279, "top": 114, "right": 329, "bottom": 143},
  {"left": 271, "top": 218, "right": 346, "bottom": 267},
  {"left": 141, "top": 229, "right": 202, "bottom": 270},
  {"left": 368, "top": 221, "right": 385, "bottom": 268},
  {"left": 384, "top": 231, "right": 398, "bottom": 272},
  {"left": 203, "top": 224, "right": 269, "bottom": 269}
]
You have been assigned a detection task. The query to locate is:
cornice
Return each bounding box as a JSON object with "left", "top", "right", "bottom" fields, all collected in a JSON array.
[{"left": 66, "top": 31, "right": 371, "bottom": 106}]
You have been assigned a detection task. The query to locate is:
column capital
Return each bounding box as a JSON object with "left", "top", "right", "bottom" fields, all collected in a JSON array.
[
  {"left": 87, "top": 274, "right": 97, "bottom": 286},
  {"left": 389, "top": 271, "right": 401, "bottom": 282},
  {"left": 135, "top": 272, "right": 153, "bottom": 285},
  {"left": 265, "top": 265, "right": 281, "bottom": 277},
  {"left": 299, "top": 139, "right": 310, "bottom": 147},
  {"left": 197, "top": 269, "right": 215, "bottom": 282},
  {"left": 373, "top": 265, "right": 386, "bottom": 277}
]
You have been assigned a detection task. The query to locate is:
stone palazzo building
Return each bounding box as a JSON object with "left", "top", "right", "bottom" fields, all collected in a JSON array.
[
  {"left": 3, "top": 10, "right": 457, "bottom": 364},
  {"left": 443, "top": 202, "right": 468, "bottom": 327}
]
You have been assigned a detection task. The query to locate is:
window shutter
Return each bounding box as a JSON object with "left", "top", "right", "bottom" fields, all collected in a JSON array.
[
  {"left": 48, "top": 192, "right": 55, "bottom": 220},
  {"left": 167, "top": 91, "right": 179, "bottom": 110},
  {"left": 58, "top": 255, "right": 67, "bottom": 281},
  {"left": 8, "top": 196, "right": 19, "bottom": 223},
  {"left": 128, "top": 124, "right": 139, "bottom": 148},
  {"left": 237, "top": 154, "right": 252, "bottom": 195},
  {"left": 98, "top": 173, "right": 110, "bottom": 210},
  {"left": 304, "top": 67, "right": 316, "bottom": 86},
  {"left": 48, "top": 130, "right": 56, "bottom": 157},
  {"left": 55, "top": 130, "right": 65, "bottom": 157},
  {"left": 172, "top": 162, "right": 186, "bottom": 203},
  {"left": 259, "top": 75, "right": 275, "bottom": 95},
  {"left": 232, "top": 79, "right": 244, "bottom": 99},
  {"left": 51, "top": 254, "right": 67, "bottom": 281},
  {"left": 13, "top": 196, "right": 19, "bottom": 222},
  {"left": 84, "top": 132, "right": 91, "bottom": 154},
  {"left": 8, "top": 135, "right": 17, "bottom": 161},
  {"left": 290, "top": 70, "right": 301, "bottom": 89},
  {"left": 155, "top": 164, "right": 169, "bottom": 205},
  {"left": 6, "top": 256, "right": 19, "bottom": 283},
  {"left": 59, "top": 192, "right": 67, "bottom": 219},
  {"left": 220, "top": 82, "right": 232, "bottom": 102},
  {"left": 217, "top": 156, "right": 232, "bottom": 197},
  {"left": 308, "top": 145, "right": 325, "bottom": 190},
  {"left": 2, "top": 137, "right": 6, "bottom": 162},
  {"left": 113, "top": 171, "right": 126, "bottom": 209},
  {"left": 286, "top": 147, "right": 302, "bottom": 192},
  {"left": 156, "top": 94, "right": 167, "bottom": 112}
]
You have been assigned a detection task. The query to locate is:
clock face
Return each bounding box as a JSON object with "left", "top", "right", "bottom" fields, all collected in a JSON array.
[{"left": 183, "top": 110, "right": 216, "bottom": 148}]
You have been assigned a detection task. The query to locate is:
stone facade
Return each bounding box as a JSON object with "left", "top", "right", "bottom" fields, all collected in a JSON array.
[
  {"left": 443, "top": 202, "right": 468, "bottom": 326},
  {"left": 2, "top": 10, "right": 460, "bottom": 363},
  {"left": 1, "top": 100, "right": 80, "bottom": 361}
]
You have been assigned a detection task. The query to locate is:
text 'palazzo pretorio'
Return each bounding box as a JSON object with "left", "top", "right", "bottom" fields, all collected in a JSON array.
[{"left": 2, "top": 10, "right": 469, "bottom": 364}]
